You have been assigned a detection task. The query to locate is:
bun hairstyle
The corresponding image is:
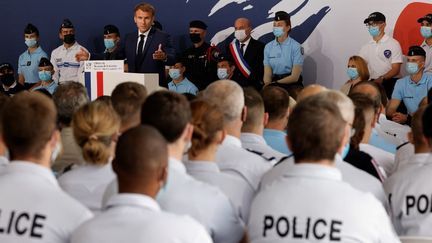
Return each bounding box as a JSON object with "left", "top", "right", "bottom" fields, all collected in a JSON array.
[
  {"left": 189, "top": 99, "right": 224, "bottom": 157},
  {"left": 72, "top": 101, "right": 120, "bottom": 165}
]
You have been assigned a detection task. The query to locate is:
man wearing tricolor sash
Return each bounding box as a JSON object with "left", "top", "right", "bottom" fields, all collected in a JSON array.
[{"left": 228, "top": 18, "right": 265, "bottom": 90}]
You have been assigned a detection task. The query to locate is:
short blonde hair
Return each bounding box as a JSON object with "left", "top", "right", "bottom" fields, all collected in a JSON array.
[{"left": 72, "top": 101, "right": 120, "bottom": 165}]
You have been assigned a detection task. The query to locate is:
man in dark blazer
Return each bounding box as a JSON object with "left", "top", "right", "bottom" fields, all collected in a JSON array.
[
  {"left": 227, "top": 18, "right": 265, "bottom": 90},
  {"left": 124, "top": 2, "right": 175, "bottom": 87}
]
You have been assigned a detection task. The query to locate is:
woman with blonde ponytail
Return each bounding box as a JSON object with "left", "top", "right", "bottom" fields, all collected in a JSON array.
[{"left": 58, "top": 100, "right": 120, "bottom": 213}]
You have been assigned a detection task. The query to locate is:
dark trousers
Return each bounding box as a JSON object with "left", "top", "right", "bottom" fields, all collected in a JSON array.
[{"left": 271, "top": 74, "right": 304, "bottom": 100}]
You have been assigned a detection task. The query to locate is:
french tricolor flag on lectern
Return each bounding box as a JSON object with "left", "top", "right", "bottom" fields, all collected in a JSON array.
[{"left": 84, "top": 71, "right": 105, "bottom": 100}]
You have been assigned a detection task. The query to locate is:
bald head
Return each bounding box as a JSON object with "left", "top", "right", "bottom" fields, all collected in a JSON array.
[
  {"left": 297, "top": 84, "right": 327, "bottom": 101},
  {"left": 203, "top": 80, "right": 244, "bottom": 123},
  {"left": 350, "top": 81, "right": 384, "bottom": 108},
  {"left": 113, "top": 125, "right": 168, "bottom": 195},
  {"left": 317, "top": 90, "right": 355, "bottom": 124}
]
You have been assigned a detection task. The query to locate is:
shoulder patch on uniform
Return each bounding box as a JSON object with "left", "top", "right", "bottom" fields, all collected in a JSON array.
[
  {"left": 384, "top": 49, "right": 392, "bottom": 59},
  {"left": 273, "top": 154, "right": 293, "bottom": 167},
  {"left": 300, "top": 46, "right": 304, "bottom": 55},
  {"left": 246, "top": 148, "right": 276, "bottom": 161}
]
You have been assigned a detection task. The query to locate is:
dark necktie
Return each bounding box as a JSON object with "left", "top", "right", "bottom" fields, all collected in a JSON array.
[
  {"left": 137, "top": 34, "right": 145, "bottom": 56},
  {"left": 240, "top": 43, "right": 245, "bottom": 55}
]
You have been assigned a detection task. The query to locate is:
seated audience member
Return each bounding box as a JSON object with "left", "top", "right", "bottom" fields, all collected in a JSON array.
[
  {"left": 52, "top": 82, "right": 89, "bottom": 174},
  {"left": 216, "top": 55, "right": 237, "bottom": 81},
  {"left": 18, "top": 23, "right": 48, "bottom": 89},
  {"left": 387, "top": 46, "right": 432, "bottom": 125},
  {"left": 167, "top": 58, "right": 198, "bottom": 95},
  {"left": 345, "top": 94, "right": 386, "bottom": 181},
  {"left": 0, "top": 93, "right": 9, "bottom": 171},
  {"left": 341, "top": 55, "right": 370, "bottom": 95},
  {"left": 0, "top": 92, "right": 92, "bottom": 242},
  {"left": 296, "top": 84, "right": 327, "bottom": 101},
  {"left": 111, "top": 82, "right": 147, "bottom": 133},
  {"left": 261, "top": 86, "right": 292, "bottom": 155},
  {"left": 350, "top": 93, "right": 395, "bottom": 176},
  {"left": 248, "top": 94, "right": 399, "bottom": 242},
  {"left": 58, "top": 100, "right": 120, "bottom": 213},
  {"left": 260, "top": 90, "right": 389, "bottom": 210},
  {"left": 387, "top": 104, "right": 432, "bottom": 236},
  {"left": 71, "top": 125, "right": 212, "bottom": 243},
  {"left": 350, "top": 81, "right": 403, "bottom": 152},
  {"left": 241, "top": 87, "right": 287, "bottom": 164},
  {"left": 202, "top": 80, "right": 272, "bottom": 193},
  {"left": 185, "top": 99, "right": 254, "bottom": 222},
  {"left": 0, "top": 63, "right": 25, "bottom": 96},
  {"left": 31, "top": 57, "right": 58, "bottom": 94}
]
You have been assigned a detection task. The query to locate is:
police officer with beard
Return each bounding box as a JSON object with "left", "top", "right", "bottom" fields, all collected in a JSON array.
[{"left": 182, "top": 20, "right": 218, "bottom": 90}]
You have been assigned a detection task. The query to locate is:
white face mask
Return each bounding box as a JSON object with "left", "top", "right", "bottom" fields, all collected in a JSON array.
[{"left": 234, "top": 29, "right": 247, "bottom": 42}]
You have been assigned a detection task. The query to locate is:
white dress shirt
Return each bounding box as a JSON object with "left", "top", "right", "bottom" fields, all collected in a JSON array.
[
  {"left": 216, "top": 135, "right": 272, "bottom": 192},
  {"left": 185, "top": 160, "right": 254, "bottom": 222},
  {"left": 240, "top": 132, "right": 288, "bottom": 165},
  {"left": 71, "top": 193, "right": 212, "bottom": 243},
  {"left": 58, "top": 163, "right": 115, "bottom": 213},
  {"left": 249, "top": 163, "right": 399, "bottom": 242},
  {"left": 50, "top": 42, "right": 88, "bottom": 84},
  {"left": 0, "top": 161, "right": 93, "bottom": 243}
]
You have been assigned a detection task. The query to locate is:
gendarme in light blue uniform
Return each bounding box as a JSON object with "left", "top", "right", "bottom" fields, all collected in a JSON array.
[
  {"left": 33, "top": 81, "right": 59, "bottom": 95},
  {"left": 391, "top": 72, "right": 432, "bottom": 115},
  {"left": 168, "top": 77, "right": 198, "bottom": 95},
  {"left": 18, "top": 46, "right": 48, "bottom": 84},
  {"left": 263, "top": 37, "right": 303, "bottom": 75}
]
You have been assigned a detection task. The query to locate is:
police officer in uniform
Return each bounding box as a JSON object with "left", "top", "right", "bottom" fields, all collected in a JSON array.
[
  {"left": 71, "top": 125, "right": 212, "bottom": 243},
  {"left": 31, "top": 58, "right": 58, "bottom": 95},
  {"left": 182, "top": 20, "right": 218, "bottom": 90},
  {"left": 359, "top": 12, "right": 403, "bottom": 100},
  {"left": 0, "top": 63, "right": 25, "bottom": 96},
  {"left": 418, "top": 14, "right": 432, "bottom": 73},
  {"left": 240, "top": 87, "right": 287, "bottom": 164},
  {"left": 385, "top": 104, "right": 432, "bottom": 236},
  {"left": 249, "top": 95, "right": 399, "bottom": 242},
  {"left": 263, "top": 11, "right": 304, "bottom": 99},
  {"left": 17, "top": 24, "right": 48, "bottom": 89},
  {"left": 0, "top": 92, "right": 93, "bottom": 243}
]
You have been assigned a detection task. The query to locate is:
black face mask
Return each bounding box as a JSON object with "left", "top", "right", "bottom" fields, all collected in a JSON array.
[
  {"left": 189, "top": 33, "right": 202, "bottom": 44},
  {"left": 63, "top": 34, "right": 75, "bottom": 44},
  {"left": 0, "top": 73, "right": 15, "bottom": 87}
]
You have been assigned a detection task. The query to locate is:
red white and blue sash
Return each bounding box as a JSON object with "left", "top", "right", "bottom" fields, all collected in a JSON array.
[{"left": 229, "top": 40, "right": 251, "bottom": 78}]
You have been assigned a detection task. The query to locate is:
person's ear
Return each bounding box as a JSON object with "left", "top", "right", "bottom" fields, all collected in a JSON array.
[
  {"left": 58, "top": 32, "right": 63, "bottom": 40},
  {"left": 159, "top": 164, "right": 168, "bottom": 184},
  {"left": 215, "top": 130, "right": 226, "bottom": 145},
  {"left": 407, "top": 131, "right": 414, "bottom": 145},
  {"left": 263, "top": 112, "right": 269, "bottom": 126},
  {"left": 285, "top": 134, "right": 293, "bottom": 152},
  {"left": 50, "top": 129, "right": 61, "bottom": 149},
  {"left": 241, "top": 106, "right": 247, "bottom": 122},
  {"left": 338, "top": 124, "right": 351, "bottom": 154},
  {"left": 183, "top": 123, "right": 194, "bottom": 142}
]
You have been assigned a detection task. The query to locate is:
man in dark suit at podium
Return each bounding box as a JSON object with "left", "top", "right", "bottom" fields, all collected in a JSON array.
[
  {"left": 124, "top": 2, "right": 175, "bottom": 87},
  {"left": 227, "top": 18, "right": 265, "bottom": 90}
]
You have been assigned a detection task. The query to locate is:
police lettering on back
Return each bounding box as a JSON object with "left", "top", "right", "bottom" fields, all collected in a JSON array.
[
  {"left": 263, "top": 215, "right": 343, "bottom": 241},
  {"left": 0, "top": 210, "right": 46, "bottom": 239},
  {"left": 405, "top": 194, "right": 432, "bottom": 216}
]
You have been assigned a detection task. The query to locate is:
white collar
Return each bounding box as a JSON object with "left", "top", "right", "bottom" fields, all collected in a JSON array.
[
  {"left": 5, "top": 161, "right": 58, "bottom": 186},
  {"left": 105, "top": 193, "right": 160, "bottom": 211},
  {"left": 3, "top": 81, "right": 17, "bottom": 91},
  {"left": 282, "top": 163, "right": 342, "bottom": 181},
  {"left": 239, "top": 36, "right": 251, "bottom": 46},
  {"left": 184, "top": 160, "right": 220, "bottom": 173},
  {"left": 240, "top": 132, "right": 267, "bottom": 145},
  {"left": 61, "top": 41, "right": 79, "bottom": 50},
  {"left": 222, "top": 135, "right": 242, "bottom": 148},
  {"left": 138, "top": 27, "right": 151, "bottom": 37},
  {"left": 369, "top": 34, "right": 389, "bottom": 44},
  {"left": 169, "top": 157, "right": 186, "bottom": 174}
]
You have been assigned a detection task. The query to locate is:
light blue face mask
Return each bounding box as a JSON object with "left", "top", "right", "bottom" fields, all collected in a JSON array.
[
  {"left": 217, "top": 68, "right": 229, "bottom": 79},
  {"left": 38, "top": 70, "right": 52, "bottom": 81},
  {"left": 341, "top": 143, "right": 350, "bottom": 160},
  {"left": 368, "top": 26, "right": 380, "bottom": 37},
  {"left": 421, "top": 26, "right": 432, "bottom": 39},
  {"left": 406, "top": 62, "right": 419, "bottom": 75},
  {"left": 273, "top": 27, "right": 284, "bottom": 38},
  {"left": 25, "top": 38, "right": 37, "bottom": 48},
  {"left": 347, "top": 67, "right": 359, "bottom": 80},
  {"left": 104, "top": 39, "right": 116, "bottom": 49},
  {"left": 169, "top": 68, "right": 181, "bottom": 80}
]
